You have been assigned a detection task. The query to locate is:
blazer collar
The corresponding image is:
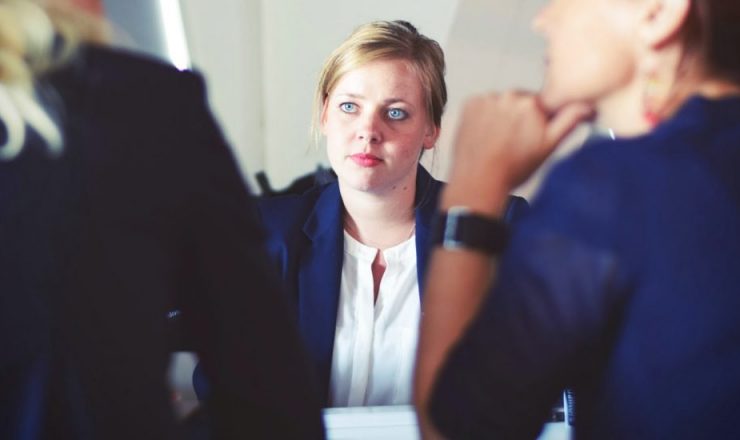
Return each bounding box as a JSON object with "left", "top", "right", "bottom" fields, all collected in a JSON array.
[
  {"left": 302, "top": 165, "right": 439, "bottom": 241},
  {"left": 414, "top": 166, "right": 441, "bottom": 295}
]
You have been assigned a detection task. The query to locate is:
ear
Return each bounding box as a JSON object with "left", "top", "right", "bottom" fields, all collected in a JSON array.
[
  {"left": 422, "top": 124, "right": 440, "bottom": 150},
  {"left": 639, "top": 0, "right": 691, "bottom": 49}
]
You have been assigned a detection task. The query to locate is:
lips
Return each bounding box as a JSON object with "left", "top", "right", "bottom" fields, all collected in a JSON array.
[{"left": 349, "top": 153, "right": 382, "bottom": 167}]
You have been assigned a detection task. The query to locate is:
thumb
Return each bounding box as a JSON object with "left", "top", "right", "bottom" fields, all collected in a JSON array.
[{"left": 544, "top": 102, "right": 594, "bottom": 149}]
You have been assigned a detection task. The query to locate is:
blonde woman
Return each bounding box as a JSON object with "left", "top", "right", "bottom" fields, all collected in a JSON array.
[
  {"left": 416, "top": 0, "right": 740, "bottom": 438},
  {"left": 254, "top": 21, "right": 528, "bottom": 407},
  {"left": 0, "top": 1, "right": 322, "bottom": 438}
]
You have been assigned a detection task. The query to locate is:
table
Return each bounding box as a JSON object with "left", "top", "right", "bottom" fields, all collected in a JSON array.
[{"left": 323, "top": 405, "right": 572, "bottom": 440}]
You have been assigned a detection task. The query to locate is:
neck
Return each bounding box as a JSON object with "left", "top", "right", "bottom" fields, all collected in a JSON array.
[
  {"left": 597, "top": 58, "right": 740, "bottom": 138},
  {"left": 340, "top": 179, "right": 417, "bottom": 250},
  {"left": 596, "top": 79, "right": 651, "bottom": 137},
  {"left": 694, "top": 79, "right": 740, "bottom": 100}
]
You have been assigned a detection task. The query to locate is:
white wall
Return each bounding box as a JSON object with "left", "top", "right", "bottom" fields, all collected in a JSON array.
[
  {"left": 102, "top": 0, "right": 169, "bottom": 60},
  {"left": 432, "top": 0, "right": 549, "bottom": 181},
  {"left": 433, "top": 0, "right": 589, "bottom": 199},
  {"left": 179, "top": 0, "right": 264, "bottom": 188}
]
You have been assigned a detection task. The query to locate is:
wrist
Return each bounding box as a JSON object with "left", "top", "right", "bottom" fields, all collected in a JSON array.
[{"left": 431, "top": 206, "right": 509, "bottom": 256}]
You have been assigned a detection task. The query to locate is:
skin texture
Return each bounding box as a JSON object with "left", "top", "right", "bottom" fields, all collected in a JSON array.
[{"left": 322, "top": 58, "right": 438, "bottom": 198}]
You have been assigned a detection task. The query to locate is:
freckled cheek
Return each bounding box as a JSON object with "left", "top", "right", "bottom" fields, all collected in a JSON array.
[{"left": 390, "top": 141, "right": 423, "bottom": 162}]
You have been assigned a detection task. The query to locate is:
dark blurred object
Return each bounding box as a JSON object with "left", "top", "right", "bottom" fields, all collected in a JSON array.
[{"left": 1, "top": 45, "right": 324, "bottom": 440}]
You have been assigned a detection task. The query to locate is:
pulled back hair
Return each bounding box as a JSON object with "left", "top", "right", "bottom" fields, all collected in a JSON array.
[
  {"left": 311, "top": 20, "right": 447, "bottom": 145},
  {"left": 0, "top": 0, "right": 106, "bottom": 160},
  {"left": 681, "top": 0, "right": 740, "bottom": 84}
]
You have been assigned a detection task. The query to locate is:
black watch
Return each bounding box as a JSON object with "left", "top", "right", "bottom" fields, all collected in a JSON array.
[{"left": 431, "top": 206, "right": 509, "bottom": 255}]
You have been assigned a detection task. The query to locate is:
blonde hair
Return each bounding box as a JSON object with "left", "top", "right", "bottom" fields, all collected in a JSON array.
[
  {"left": 0, "top": 0, "right": 107, "bottom": 161},
  {"left": 311, "top": 20, "right": 447, "bottom": 147}
]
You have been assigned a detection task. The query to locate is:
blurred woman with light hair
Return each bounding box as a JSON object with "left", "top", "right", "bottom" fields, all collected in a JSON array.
[{"left": 0, "top": 1, "right": 323, "bottom": 438}]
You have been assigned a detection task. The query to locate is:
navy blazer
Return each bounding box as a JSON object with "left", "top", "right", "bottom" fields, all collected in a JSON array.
[
  {"left": 257, "top": 166, "right": 528, "bottom": 405},
  {"left": 429, "top": 96, "right": 740, "bottom": 439}
]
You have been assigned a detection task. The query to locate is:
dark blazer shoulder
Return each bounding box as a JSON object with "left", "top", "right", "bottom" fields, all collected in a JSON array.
[
  {"left": 257, "top": 182, "right": 334, "bottom": 236},
  {"left": 47, "top": 44, "right": 207, "bottom": 114},
  {"left": 72, "top": 44, "right": 199, "bottom": 83}
]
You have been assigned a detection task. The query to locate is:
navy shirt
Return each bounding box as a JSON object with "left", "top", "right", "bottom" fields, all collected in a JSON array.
[{"left": 430, "top": 96, "right": 740, "bottom": 439}]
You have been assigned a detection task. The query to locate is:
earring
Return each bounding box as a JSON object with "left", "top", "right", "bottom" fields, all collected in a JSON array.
[{"left": 642, "top": 74, "right": 670, "bottom": 128}]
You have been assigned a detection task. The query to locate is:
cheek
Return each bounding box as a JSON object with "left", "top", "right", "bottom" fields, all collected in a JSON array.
[
  {"left": 323, "top": 119, "right": 351, "bottom": 148},
  {"left": 325, "top": 138, "right": 344, "bottom": 167},
  {"left": 543, "top": 29, "right": 636, "bottom": 108},
  {"left": 394, "top": 137, "right": 425, "bottom": 162}
]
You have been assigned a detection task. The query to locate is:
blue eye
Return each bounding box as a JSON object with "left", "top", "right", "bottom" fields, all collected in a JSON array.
[
  {"left": 340, "top": 102, "right": 357, "bottom": 113},
  {"left": 387, "top": 108, "right": 408, "bottom": 120}
]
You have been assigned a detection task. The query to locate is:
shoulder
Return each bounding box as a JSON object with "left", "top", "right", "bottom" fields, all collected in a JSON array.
[
  {"left": 518, "top": 138, "right": 641, "bottom": 252},
  {"left": 85, "top": 44, "right": 199, "bottom": 85},
  {"left": 48, "top": 44, "right": 206, "bottom": 109},
  {"left": 257, "top": 182, "right": 337, "bottom": 238}
]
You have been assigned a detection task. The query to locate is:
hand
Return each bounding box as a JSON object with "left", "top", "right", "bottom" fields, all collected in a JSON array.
[{"left": 443, "top": 91, "right": 592, "bottom": 215}]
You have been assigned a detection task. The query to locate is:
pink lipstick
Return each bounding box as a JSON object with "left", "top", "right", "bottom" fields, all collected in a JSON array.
[{"left": 350, "top": 153, "right": 382, "bottom": 167}]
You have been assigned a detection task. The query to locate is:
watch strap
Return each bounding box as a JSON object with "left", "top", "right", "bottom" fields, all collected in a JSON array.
[{"left": 431, "top": 206, "right": 509, "bottom": 255}]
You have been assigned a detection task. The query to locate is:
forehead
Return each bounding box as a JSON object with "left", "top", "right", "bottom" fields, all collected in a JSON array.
[{"left": 330, "top": 58, "right": 425, "bottom": 102}]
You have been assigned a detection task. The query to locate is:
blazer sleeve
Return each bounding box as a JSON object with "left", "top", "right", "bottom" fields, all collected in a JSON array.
[
  {"left": 428, "top": 153, "right": 623, "bottom": 439},
  {"left": 504, "top": 194, "right": 531, "bottom": 224}
]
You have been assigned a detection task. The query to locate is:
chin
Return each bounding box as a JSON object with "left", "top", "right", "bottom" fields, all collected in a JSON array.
[
  {"left": 541, "top": 85, "right": 596, "bottom": 115},
  {"left": 540, "top": 83, "right": 573, "bottom": 113},
  {"left": 339, "top": 174, "right": 379, "bottom": 193}
]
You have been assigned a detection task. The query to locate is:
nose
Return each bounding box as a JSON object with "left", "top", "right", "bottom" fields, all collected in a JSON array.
[{"left": 356, "top": 111, "right": 382, "bottom": 144}]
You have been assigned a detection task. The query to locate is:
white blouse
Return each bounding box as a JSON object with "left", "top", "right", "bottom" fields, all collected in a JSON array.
[{"left": 328, "top": 231, "right": 421, "bottom": 407}]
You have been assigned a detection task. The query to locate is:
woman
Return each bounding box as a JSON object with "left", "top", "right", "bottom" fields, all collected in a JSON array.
[
  {"left": 256, "top": 20, "right": 528, "bottom": 407},
  {"left": 416, "top": 0, "right": 740, "bottom": 438},
  {"left": 0, "top": 1, "right": 323, "bottom": 438}
]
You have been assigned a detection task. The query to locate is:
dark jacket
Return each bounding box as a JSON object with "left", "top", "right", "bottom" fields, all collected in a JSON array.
[
  {"left": 0, "top": 45, "right": 323, "bottom": 439},
  {"left": 257, "top": 166, "right": 529, "bottom": 405},
  {"left": 430, "top": 96, "right": 740, "bottom": 439}
]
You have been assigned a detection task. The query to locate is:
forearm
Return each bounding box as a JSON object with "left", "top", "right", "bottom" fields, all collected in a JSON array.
[
  {"left": 415, "top": 252, "right": 496, "bottom": 436},
  {"left": 414, "top": 184, "right": 508, "bottom": 438},
  {"left": 414, "top": 92, "right": 589, "bottom": 438}
]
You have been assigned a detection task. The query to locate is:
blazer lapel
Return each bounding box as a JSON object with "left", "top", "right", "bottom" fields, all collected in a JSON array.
[
  {"left": 414, "top": 166, "right": 442, "bottom": 299},
  {"left": 298, "top": 183, "right": 344, "bottom": 404}
]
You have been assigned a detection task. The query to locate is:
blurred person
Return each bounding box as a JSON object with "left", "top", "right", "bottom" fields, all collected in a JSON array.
[
  {"left": 255, "top": 20, "right": 529, "bottom": 407},
  {"left": 0, "top": 0, "right": 323, "bottom": 438},
  {"left": 415, "top": 0, "right": 740, "bottom": 438}
]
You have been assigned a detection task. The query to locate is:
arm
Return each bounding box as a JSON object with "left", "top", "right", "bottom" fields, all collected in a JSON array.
[
  {"left": 414, "top": 92, "right": 591, "bottom": 438},
  {"left": 425, "top": 214, "right": 622, "bottom": 438}
]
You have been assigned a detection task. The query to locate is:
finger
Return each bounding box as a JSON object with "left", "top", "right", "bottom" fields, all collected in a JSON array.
[{"left": 544, "top": 102, "right": 594, "bottom": 148}]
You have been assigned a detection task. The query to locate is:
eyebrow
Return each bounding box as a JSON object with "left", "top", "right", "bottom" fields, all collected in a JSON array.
[{"left": 333, "top": 93, "right": 413, "bottom": 106}]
